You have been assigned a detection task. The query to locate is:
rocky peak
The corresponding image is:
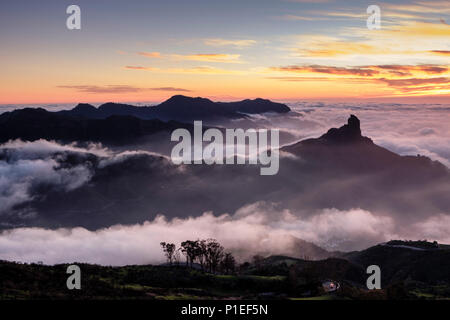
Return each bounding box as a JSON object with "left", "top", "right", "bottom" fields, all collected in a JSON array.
[{"left": 320, "top": 115, "right": 367, "bottom": 144}]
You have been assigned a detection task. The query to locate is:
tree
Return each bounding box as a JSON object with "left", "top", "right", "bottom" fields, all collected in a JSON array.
[
  {"left": 180, "top": 240, "right": 199, "bottom": 267},
  {"left": 252, "top": 255, "right": 264, "bottom": 270},
  {"left": 173, "top": 248, "right": 182, "bottom": 266},
  {"left": 160, "top": 242, "right": 176, "bottom": 265},
  {"left": 205, "top": 239, "right": 224, "bottom": 273},
  {"left": 195, "top": 239, "right": 207, "bottom": 271},
  {"left": 287, "top": 265, "right": 298, "bottom": 292},
  {"left": 221, "top": 252, "right": 236, "bottom": 274}
]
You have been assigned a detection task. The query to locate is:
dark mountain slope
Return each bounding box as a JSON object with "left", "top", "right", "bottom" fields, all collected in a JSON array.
[
  {"left": 279, "top": 114, "right": 450, "bottom": 221},
  {"left": 1, "top": 115, "right": 449, "bottom": 232},
  {"left": 0, "top": 108, "right": 192, "bottom": 144},
  {"left": 344, "top": 243, "right": 450, "bottom": 285},
  {"left": 0, "top": 96, "right": 290, "bottom": 143},
  {"left": 60, "top": 95, "right": 291, "bottom": 121},
  {"left": 282, "top": 114, "right": 447, "bottom": 174}
]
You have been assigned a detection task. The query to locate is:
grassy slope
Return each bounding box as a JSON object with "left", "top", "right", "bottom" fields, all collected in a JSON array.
[
  {"left": 1, "top": 242, "right": 449, "bottom": 300},
  {"left": 0, "top": 261, "right": 288, "bottom": 300}
]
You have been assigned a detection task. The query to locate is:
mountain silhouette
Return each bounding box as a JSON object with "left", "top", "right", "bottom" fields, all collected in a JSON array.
[
  {"left": 1, "top": 114, "right": 449, "bottom": 231},
  {"left": 0, "top": 96, "right": 290, "bottom": 143},
  {"left": 0, "top": 107, "right": 193, "bottom": 144},
  {"left": 60, "top": 95, "right": 291, "bottom": 121},
  {"left": 282, "top": 114, "right": 448, "bottom": 174}
]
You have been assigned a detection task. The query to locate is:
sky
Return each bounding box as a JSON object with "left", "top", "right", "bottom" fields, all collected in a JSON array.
[{"left": 0, "top": 0, "right": 449, "bottom": 104}]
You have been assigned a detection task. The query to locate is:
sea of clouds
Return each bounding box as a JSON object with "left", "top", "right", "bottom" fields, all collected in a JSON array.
[
  {"left": 0, "top": 202, "right": 449, "bottom": 265},
  {"left": 0, "top": 101, "right": 449, "bottom": 265}
]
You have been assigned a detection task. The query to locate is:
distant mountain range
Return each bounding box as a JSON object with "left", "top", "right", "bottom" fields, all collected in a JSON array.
[
  {"left": 262, "top": 239, "right": 450, "bottom": 293},
  {"left": 0, "top": 107, "right": 195, "bottom": 144},
  {"left": 0, "top": 95, "right": 290, "bottom": 143},
  {"left": 60, "top": 95, "right": 291, "bottom": 121}
]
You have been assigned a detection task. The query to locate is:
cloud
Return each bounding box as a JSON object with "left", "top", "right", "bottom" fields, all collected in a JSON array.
[
  {"left": 57, "top": 85, "right": 145, "bottom": 94},
  {"left": 0, "top": 140, "right": 170, "bottom": 217},
  {"left": 370, "top": 21, "right": 450, "bottom": 38},
  {"left": 203, "top": 38, "right": 256, "bottom": 48},
  {"left": 271, "top": 65, "right": 379, "bottom": 77},
  {"left": 375, "top": 77, "right": 450, "bottom": 87},
  {"left": 1, "top": 104, "right": 449, "bottom": 266},
  {"left": 280, "top": 8, "right": 433, "bottom": 23},
  {"left": 429, "top": 50, "right": 450, "bottom": 56},
  {"left": 124, "top": 66, "right": 158, "bottom": 71},
  {"left": 278, "top": 14, "right": 326, "bottom": 21},
  {"left": 137, "top": 50, "right": 245, "bottom": 63},
  {"left": 0, "top": 140, "right": 106, "bottom": 215},
  {"left": 293, "top": 39, "right": 384, "bottom": 57},
  {"left": 137, "top": 51, "right": 161, "bottom": 58},
  {"left": 383, "top": 1, "right": 450, "bottom": 14},
  {"left": 286, "top": 0, "right": 332, "bottom": 3},
  {"left": 368, "top": 65, "right": 448, "bottom": 76},
  {"left": 149, "top": 87, "right": 192, "bottom": 92},
  {"left": 171, "top": 53, "right": 242, "bottom": 63},
  {"left": 0, "top": 202, "right": 448, "bottom": 265},
  {"left": 269, "top": 64, "right": 450, "bottom": 95},
  {"left": 288, "top": 17, "right": 450, "bottom": 60},
  {"left": 58, "top": 84, "right": 191, "bottom": 93},
  {"left": 167, "top": 66, "right": 244, "bottom": 75},
  {"left": 280, "top": 101, "right": 450, "bottom": 167}
]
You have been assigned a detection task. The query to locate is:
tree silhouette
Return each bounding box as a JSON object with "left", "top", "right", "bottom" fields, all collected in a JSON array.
[
  {"left": 205, "top": 239, "right": 224, "bottom": 273},
  {"left": 221, "top": 252, "right": 236, "bottom": 274},
  {"left": 180, "top": 240, "right": 199, "bottom": 267},
  {"left": 160, "top": 242, "right": 176, "bottom": 265}
]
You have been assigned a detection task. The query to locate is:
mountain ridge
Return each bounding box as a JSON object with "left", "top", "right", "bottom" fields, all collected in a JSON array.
[
  {"left": 60, "top": 95, "right": 291, "bottom": 121},
  {"left": 1, "top": 114, "right": 449, "bottom": 232},
  {"left": 0, "top": 107, "right": 195, "bottom": 144}
]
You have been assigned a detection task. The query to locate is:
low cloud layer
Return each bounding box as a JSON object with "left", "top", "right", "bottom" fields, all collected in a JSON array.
[
  {"left": 245, "top": 101, "right": 450, "bottom": 167},
  {"left": 0, "top": 202, "right": 448, "bottom": 265},
  {"left": 0, "top": 140, "right": 165, "bottom": 217},
  {"left": 0, "top": 102, "right": 449, "bottom": 266}
]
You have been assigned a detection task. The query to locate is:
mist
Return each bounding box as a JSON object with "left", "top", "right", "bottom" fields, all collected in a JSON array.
[{"left": 0, "top": 201, "right": 449, "bottom": 265}]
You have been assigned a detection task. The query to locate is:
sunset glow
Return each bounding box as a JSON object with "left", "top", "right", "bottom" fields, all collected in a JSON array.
[{"left": 0, "top": 0, "right": 448, "bottom": 104}]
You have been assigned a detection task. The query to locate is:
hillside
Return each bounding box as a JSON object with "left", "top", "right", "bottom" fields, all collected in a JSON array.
[
  {"left": 1, "top": 115, "right": 449, "bottom": 231},
  {"left": 1, "top": 241, "right": 448, "bottom": 300},
  {"left": 0, "top": 108, "right": 195, "bottom": 144}
]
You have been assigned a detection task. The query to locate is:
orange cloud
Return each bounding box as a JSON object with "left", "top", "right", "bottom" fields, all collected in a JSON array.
[
  {"left": 171, "top": 53, "right": 242, "bottom": 63},
  {"left": 291, "top": 20, "right": 449, "bottom": 59},
  {"left": 57, "top": 85, "right": 191, "bottom": 93},
  {"left": 271, "top": 65, "right": 379, "bottom": 76},
  {"left": 367, "top": 65, "right": 448, "bottom": 76},
  {"left": 57, "top": 85, "right": 144, "bottom": 94},
  {"left": 429, "top": 50, "right": 450, "bottom": 56},
  {"left": 167, "top": 66, "right": 244, "bottom": 74},
  {"left": 271, "top": 64, "right": 448, "bottom": 77},
  {"left": 124, "top": 66, "right": 158, "bottom": 71},
  {"left": 270, "top": 63, "right": 450, "bottom": 97},
  {"left": 375, "top": 77, "right": 450, "bottom": 87},
  {"left": 383, "top": 1, "right": 450, "bottom": 14},
  {"left": 383, "top": 21, "right": 450, "bottom": 37},
  {"left": 294, "top": 40, "right": 382, "bottom": 57},
  {"left": 137, "top": 52, "right": 162, "bottom": 58}
]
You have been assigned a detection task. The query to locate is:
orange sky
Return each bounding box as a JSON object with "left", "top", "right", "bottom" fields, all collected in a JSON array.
[{"left": 0, "top": 1, "right": 449, "bottom": 104}]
